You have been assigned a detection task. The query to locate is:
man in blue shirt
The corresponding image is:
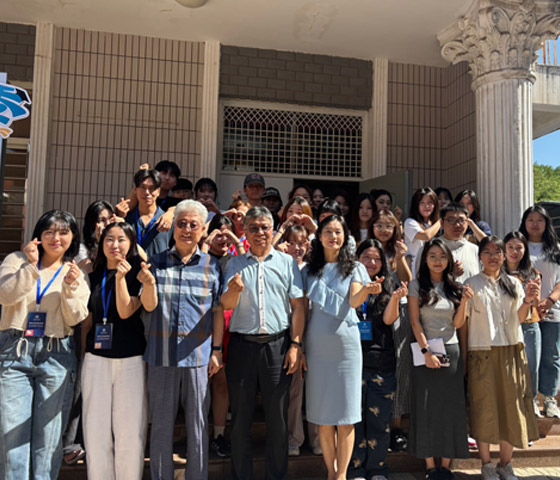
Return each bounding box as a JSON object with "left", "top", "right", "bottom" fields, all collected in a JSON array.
[
  {"left": 124, "top": 169, "right": 172, "bottom": 258},
  {"left": 144, "top": 199, "right": 223, "bottom": 480},
  {"left": 221, "top": 206, "right": 305, "bottom": 480}
]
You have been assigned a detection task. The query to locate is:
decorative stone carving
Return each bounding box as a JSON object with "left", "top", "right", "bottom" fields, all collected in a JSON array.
[{"left": 438, "top": 0, "right": 560, "bottom": 89}]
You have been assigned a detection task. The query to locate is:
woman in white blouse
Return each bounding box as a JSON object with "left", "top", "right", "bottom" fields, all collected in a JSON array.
[
  {"left": 465, "top": 236, "right": 539, "bottom": 480},
  {"left": 404, "top": 188, "right": 441, "bottom": 275}
]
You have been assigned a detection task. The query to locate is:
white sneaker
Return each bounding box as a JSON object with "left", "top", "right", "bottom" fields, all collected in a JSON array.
[
  {"left": 533, "top": 399, "right": 544, "bottom": 418},
  {"left": 288, "top": 444, "right": 300, "bottom": 456},
  {"left": 481, "top": 462, "right": 500, "bottom": 480},
  {"left": 371, "top": 476, "right": 387, "bottom": 480},
  {"left": 311, "top": 444, "right": 322, "bottom": 455},
  {"left": 496, "top": 462, "right": 518, "bottom": 480},
  {"left": 544, "top": 396, "right": 560, "bottom": 418}
]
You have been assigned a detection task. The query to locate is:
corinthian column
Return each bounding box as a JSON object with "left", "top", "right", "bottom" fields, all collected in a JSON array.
[{"left": 438, "top": 0, "right": 560, "bottom": 237}]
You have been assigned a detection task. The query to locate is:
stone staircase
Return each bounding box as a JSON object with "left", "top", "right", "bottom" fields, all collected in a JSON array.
[{"left": 59, "top": 394, "right": 560, "bottom": 479}]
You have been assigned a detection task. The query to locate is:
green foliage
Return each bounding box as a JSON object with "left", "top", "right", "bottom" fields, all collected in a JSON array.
[{"left": 534, "top": 163, "right": 560, "bottom": 202}]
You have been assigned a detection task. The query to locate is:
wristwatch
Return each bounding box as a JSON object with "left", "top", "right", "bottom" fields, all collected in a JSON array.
[
  {"left": 212, "top": 345, "right": 224, "bottom": 353},
  {"left": 421, "top": 345, "right": 431, "bottom": 354}
]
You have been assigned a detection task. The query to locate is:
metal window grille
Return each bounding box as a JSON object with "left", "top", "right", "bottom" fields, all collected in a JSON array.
[{"left": 222, "top": 105, "right": 363, "bottom": 178}]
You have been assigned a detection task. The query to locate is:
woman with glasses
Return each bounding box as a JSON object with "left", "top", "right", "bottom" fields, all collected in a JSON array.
[{"left": 465, "top": 236, "right": 539, "bottom": 480}]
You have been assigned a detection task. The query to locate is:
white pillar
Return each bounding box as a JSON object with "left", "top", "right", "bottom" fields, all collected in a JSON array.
[
  {"left": 199, "top": 41, "right": 220, "bottom": 180},
  {"left": 26, "top": 22, "right": 55, "bottom": 242},
  {"left": 438, "top": 0, "right": 560, "bottom": 237}
]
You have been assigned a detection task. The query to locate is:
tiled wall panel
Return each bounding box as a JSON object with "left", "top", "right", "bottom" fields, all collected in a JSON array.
[{"left": 47, "top": 28, "right": 204, "bottom": 220}]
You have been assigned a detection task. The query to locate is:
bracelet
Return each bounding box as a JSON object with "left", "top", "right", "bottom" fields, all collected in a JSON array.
[
  {"left": 547, "top": 296, "right": 556, "bottom": 305},
  {"left": 212, "top": 345, "right": 224, "bottom": 353},
  {"left": 523, "top": 297, "right": 532, "bottom": 305},
  {"left": 290, "top": 339, "right": 303, "bottom": 348}
]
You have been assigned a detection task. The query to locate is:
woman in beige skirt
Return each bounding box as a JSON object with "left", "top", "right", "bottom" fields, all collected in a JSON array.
[{"left": 465, "top": 236, "right": 540, "bottom": 480}]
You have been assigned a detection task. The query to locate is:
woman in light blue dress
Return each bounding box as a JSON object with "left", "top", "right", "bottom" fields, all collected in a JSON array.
[{"left": 303, "top": 214, "right": 376, "bottom": 480}]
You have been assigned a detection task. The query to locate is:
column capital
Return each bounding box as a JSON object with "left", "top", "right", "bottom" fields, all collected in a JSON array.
[{"left": 438, "top": 0, "right": 560, "bottom": 89}]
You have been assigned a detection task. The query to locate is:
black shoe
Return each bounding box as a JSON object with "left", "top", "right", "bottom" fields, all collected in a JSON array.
[
  {"left": 210, "top": 434, "right": 231, "bottom": 458},
  {"left": 390, "top": 428, "right": 408, "bottom": 452},
  {"left": 438, "top": 467, "right": 454, "bottom": 480},
  {"left": 425, "top": 468, "right": 439, "bottom": 480}
]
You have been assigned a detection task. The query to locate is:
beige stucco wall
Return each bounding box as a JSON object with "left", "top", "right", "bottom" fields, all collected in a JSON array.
[{"left": 46, "top": 27, "right": 205, "bottom": 220}]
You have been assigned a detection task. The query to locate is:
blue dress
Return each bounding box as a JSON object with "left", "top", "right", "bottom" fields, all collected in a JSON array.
[{"left": 304, "top": 262, "right": 370, "bottom": 425}]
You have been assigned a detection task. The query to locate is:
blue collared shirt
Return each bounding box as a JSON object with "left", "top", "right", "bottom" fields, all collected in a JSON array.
[
  {"left": 223, "top": 247, "right": 304, "bottom": 334},
  {"left": 143, "top": 247, "right": 223, "bottom": 367}
]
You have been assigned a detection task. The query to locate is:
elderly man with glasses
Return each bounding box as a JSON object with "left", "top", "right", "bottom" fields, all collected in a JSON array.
[
  {"left": 221, "top": 206, "right": 306, "bottom": 480},
  {"left": 143, "top": 199, "right": 224, "bottom": 480}
]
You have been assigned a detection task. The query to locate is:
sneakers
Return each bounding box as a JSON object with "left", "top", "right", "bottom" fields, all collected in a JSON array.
[
  {"left": 311, "top": 443, "right": 322, "bottom": 455},
  {"left": 390, "top": 428, "right": 407, "bottom": 452},
  {"left": 544, "top": 396, "right": 560, "bottom": 418},
  {"left": 467, "top": 435, "right": 478, "bottom": 449},
  {"left": 425, "top": 468, "right": 439, "bottom": 480},
  {"left": 210, "top": 434, "right": 231, "bottom": 458},
  {"left": 533, "top": 399, "right": 544, "bottom": 418},
  {"left": 496, "top": 462, "right": 518, "bottom": 480},
  {"left": 288, "top": 444, "right": 300, "bottom": 456},
  {"left": 481, "top": 462, "right": 500, "bottom": 480},
  {"left": 438, "top": 466, "right": 454, "bottom": 480},
  {"left": 371, "top": 476, "right": 387, "bottom": 480}
]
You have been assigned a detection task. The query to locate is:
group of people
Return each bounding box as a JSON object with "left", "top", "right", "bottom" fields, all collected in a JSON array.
[{"left": 0, "top": 159, "right": 559, "bottom": 480}]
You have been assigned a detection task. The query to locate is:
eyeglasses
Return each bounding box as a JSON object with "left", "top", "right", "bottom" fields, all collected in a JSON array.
[
  {"left": 176, "top": 221, "right": 200, "bottom": 231},
  {"left": 480, "top": 250, "right": 503, "bottom": 258},
  {"left": 444, "top": 217, "right": 467, "bottom": 226},
  {"left": 247, "top": 225, "right": 272, "bottom": 234},
  {"left": 373, "top": 223, "right": 395, "bottom": 231}
]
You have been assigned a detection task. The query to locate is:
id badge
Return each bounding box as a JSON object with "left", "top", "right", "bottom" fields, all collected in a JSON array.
[
  {"left": 94, "top": 323, "right": 113, "bottom": 350},
  {"left": 26, "top": 311, "right": 47, "bottom": 337},
  {"left": 358, "top": 320, "right": 372, "bottom": 341}
]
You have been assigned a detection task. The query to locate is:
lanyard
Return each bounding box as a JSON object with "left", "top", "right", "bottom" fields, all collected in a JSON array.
[
  {"left": 136, "top": 209, "right": 157, "bottom": 247},
  {"left": 101, "top": 269, "right": 113, "bottom": 325},
  {"left": 36, "top": 259, "right": 65, "bottom": 308},
  {"left": 361, "top": 297, "right": 369, "bottom": 319},
  {"left": 159, "top": 197, "right": 168, "bottom": 208}
]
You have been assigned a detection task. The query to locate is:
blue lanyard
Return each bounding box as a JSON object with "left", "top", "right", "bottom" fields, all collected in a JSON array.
[
  {"left": 136, "top": 209, "right": 157, "bottom": 247},
  {"left": 101, "top": 269, "right": 112, "bottom": 324},
  {"left": 361, "top": 297, "right": 368, "bottom": 318},
  {"left": 36, "top": 259, "right": 65, "bottom": 307}
]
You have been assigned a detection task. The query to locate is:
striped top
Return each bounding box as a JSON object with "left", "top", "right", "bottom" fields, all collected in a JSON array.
[{"left": 143, "top": 247, "right": 223, "bottom": 367}]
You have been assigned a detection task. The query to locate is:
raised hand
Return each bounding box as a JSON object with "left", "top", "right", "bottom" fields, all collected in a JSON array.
[
  {"left": 115, "top": 197, "right": 131, "bottom": 217},
  {"left": 461, "top": 284, "right": 474, "bottom": 302},
  {"left": 137, "top": 262, "right": 155, "bottom": 286},
  {"left": 64, "top": 260, "right": 81, "bottom": 285},
  {"left": 156, "top": 210, "right": 174, "bottom": 232},
  {"left": 453, "top": 260, "right": 464, "bottom": 278},
  {"left": 228, "top": 273, "right": 244, "bottom": 293},
  {"left": 115, "top": 257, "right": 132, "bottom": 280},
  {"left": 393, "top": 281, "right": 408, "bottom": 299},
  {"left": 364, "top": 276, "right": 385, "bottom": 295},
  {"left": 395, "top": 240, "right": 407, "bottom": 260},
  {"left": 23, "top": 238, "right": 41, "bottom": 266}
]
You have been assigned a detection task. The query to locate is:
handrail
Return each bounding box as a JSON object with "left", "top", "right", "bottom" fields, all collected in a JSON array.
[{"left": 538, "top": 38, "right": 559, "bottom": 66}]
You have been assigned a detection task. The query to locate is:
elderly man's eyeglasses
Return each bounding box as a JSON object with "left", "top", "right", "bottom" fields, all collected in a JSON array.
[
  {"left": 176, "top": 221, "right": 200, "bottom": 231},
  {"left": 247, "top": 225, "right": 272, "bottom": 234}
]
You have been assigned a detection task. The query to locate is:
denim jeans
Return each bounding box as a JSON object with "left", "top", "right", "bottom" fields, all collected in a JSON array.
[
  {"left": 348, "top": 370, "right": 396, "bottom": 479},
  {"left": 0, "top": 331, "right": 76, "bottom": 480},
  {"left": 522, "top": 322, "right": 541, "bottom": 398},
  {"left": 539, "top": 321, "right": 560, "bottom": 397}
]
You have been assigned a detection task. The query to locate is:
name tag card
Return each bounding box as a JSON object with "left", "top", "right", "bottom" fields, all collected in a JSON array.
[
  {"left": 358, "top": 320, "right": 372, "bottom": 341},
  {"left": 94, "top": 323, "right": 113, "bottom": 350},
  {"left": 26, "top": 312, "right": 46, "bottom": 337}
]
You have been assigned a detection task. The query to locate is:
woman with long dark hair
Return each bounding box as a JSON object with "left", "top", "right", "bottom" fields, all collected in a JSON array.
[
  {"left": 304, "top": 215, "right": 373, "bottom": 480},
  {"left": 347, "top": 239, "right": 407, "bottom": 480},
  {"left": 519, "top": 205, "right": 560, "bottom": 418},
  {"left": 81, "top": 221, "right": 156, "bottom": 480},
  {"left": 349, "top": 193, "right": 375, "bottom": 244},
  {"left": 77, "top": 200, "right": 117, "bottom": 271},
  {"left": 466, "top": 236, "right": 539, "bottom": 480},
  {"left": 504, "top": 231, "right": 542, "bottom": 417},
  {"left": 404, "top": 188, "right": 441, "bottom": 274},
  {"left": 0, "top": 210, "right": 90, "bottom": 479},
  {"left": 408, "top": 238, "right": 472, "bottom": 480}
]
